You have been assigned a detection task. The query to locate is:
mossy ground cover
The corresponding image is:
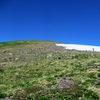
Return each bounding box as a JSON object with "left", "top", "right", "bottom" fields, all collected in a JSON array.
[{"left": 0, "top": 40, "right": 100, "bottom": 100}]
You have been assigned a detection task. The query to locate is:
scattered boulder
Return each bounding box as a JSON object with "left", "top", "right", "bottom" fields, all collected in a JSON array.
[
  {"left": 0, "top": 97, "right": 11, "bottom": 100},
  {"left": 8, "top": 53, "right": 13, "bottom": 56},
  {"left": 2, "top": 50, "right": 7, "bottom": 53},
  {"left": 97, "top": 66, "right": 100, "bottom": 69},
  {"left": 0, "top": 63, "right": 6, "bottom": 66},
  {"left": 51, "top": 77, "right": 76, "bottom": 89},
  {"left": 8, "top": 57, "right": 13, "bottom": 62},
  {"left": 15, "top": 58, "right": 19, "bottom": 61},
  {"left": 46, "top": 54, "right": 52, "bottom": 58},
  {"left": 3, "top": 58, "right": 8, "bottom": 62}
]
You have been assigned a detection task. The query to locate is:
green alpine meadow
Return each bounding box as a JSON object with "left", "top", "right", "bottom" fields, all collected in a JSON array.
[{"left": 0, "top": 40, "right": 100, "bottom": 100}]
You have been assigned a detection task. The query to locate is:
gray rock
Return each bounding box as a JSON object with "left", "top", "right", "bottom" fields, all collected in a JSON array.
[
  {"left": 3, "top": 58, "right": 8, "bottom": 62},
  {"left": 2, "top": 50, "right": 7, "bottom": 53},
  {"left": 8, "top": 53, "right": 13, "bottom": 56},
  {"left": 0, "top": 63, "right": 6, "bottom": 66},
  {"left": 0, "top": 97, "right": 11, "bottom": 100},
  {"left": 47, "top": 54, "right": 52, "bottom": 58},
  {"left": 15, "top": 57, "right": 19, "bottom": 61},
  {"left": 51, "top": 77, "right": 76, "bottom": 89},
  {"left": 8, "top": 57, "right": 13, "bottom": 61},
  {"left": 97, "top": 66, "right": 100, "bottom": 69}
]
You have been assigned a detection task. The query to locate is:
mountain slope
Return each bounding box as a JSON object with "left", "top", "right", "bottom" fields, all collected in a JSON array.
[{"left": 0, "top": 40, "right": 100, "bottom": 100}]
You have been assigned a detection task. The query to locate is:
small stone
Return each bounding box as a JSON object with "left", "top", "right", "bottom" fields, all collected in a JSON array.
[
  {"left": 2, "top": 50, "right": 7, "bottom": 53},
  {"left": 8, "top": 57, "right": 13, "bottom": 61},
  {"left": 0, "top": 97, "right": 11, "bottom": 100},
  {"left": 47, "top": 54, "right": 52, "bottom": 58},
  {"left": 97, "top": 66, "right": 100, "bottom": 69},
  {"left": 3, "top": 58, "right": 8, "bottom": 62},
  {"left": 15, "top": 57, "right": 19, "bottom": 61},
  {"left": 0, "top": 63, "right": 6, "bottom": 66},
  {"left": 8, "top": 53, "right": 13, "bottom": 56}
]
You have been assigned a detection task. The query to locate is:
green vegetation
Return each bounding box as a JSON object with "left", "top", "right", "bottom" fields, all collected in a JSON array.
[
  {"left": 0, "top": 40, "right": 100, "bottom": 100},
  {"left": 0, "top": 40, "right": 56, "bottom": 48}
]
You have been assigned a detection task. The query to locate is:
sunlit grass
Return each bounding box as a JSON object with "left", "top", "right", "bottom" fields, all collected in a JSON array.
[{"left": 0, "top": 40, "right": 100, "bottom": 99}]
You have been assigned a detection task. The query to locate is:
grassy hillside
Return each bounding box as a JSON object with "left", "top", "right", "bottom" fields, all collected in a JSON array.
[{"left": 0, "top": 40, "right": 100, "bottom": 100}]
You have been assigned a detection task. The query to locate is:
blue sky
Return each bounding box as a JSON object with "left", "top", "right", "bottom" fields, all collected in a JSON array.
[{"left": 0, "top": 0, "right": 100, "bottom": 45}]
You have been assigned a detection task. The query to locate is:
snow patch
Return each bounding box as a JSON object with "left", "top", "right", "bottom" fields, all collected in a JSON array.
[{"left": 56, "top": 44, "right": 100, "bottom": 52}]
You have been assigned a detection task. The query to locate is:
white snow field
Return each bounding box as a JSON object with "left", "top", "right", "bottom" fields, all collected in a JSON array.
[{"left": 56, "top": 44, "right": 100, "bottom": 52}]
